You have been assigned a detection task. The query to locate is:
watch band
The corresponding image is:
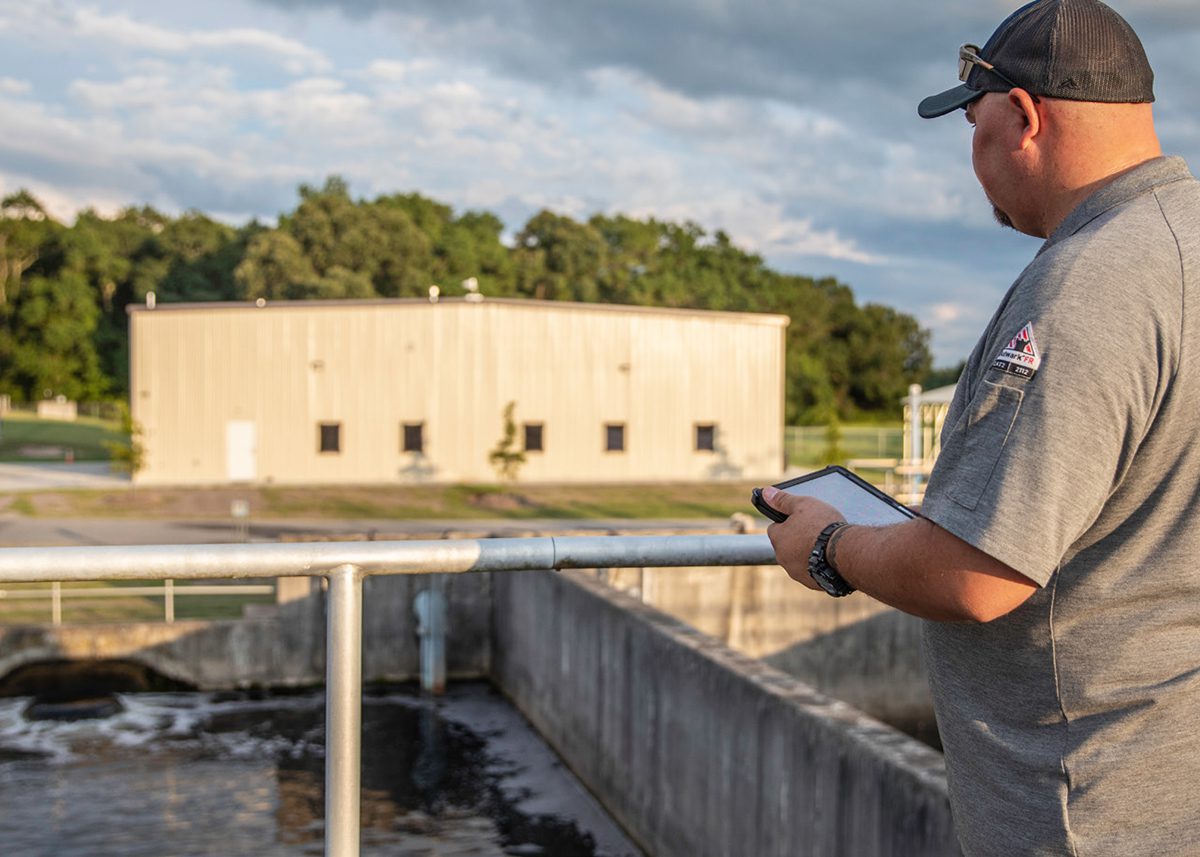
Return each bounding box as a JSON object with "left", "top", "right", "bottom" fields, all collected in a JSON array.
[{"left": 808, "top": 521, "right": 856, "bottom": 597}]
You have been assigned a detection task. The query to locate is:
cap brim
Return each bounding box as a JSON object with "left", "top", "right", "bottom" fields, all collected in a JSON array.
[{"left": 918, "top": 84, "right": 984, "bottom": 119}]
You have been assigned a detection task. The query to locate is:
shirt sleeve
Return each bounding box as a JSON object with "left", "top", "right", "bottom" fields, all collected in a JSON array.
[{"left": 921, "top": 240, "right": 1179, "bottom": 586}]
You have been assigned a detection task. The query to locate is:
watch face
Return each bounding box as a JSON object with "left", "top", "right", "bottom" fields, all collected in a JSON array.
[
  {"left": 808, "top": 548, "right": 854, "bottom": 597},
  {"left": 809, "top": 566, "right": 844, "bottom": 596}
]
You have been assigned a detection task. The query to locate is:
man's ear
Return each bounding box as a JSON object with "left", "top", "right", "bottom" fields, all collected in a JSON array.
[{"left": 1008, "top": 89, "right": 1041, "bottom": 150}]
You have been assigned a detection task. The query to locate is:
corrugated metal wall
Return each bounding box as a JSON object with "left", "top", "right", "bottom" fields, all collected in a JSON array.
[{"left": 130, "top": 298, "right": 787, "bottom": 485}]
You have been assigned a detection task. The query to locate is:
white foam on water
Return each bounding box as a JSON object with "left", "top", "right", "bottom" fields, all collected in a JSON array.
[
  {"left": 0, "top": 697, "right": 76, "bottom": 760},
  {"left": 0, "top": 693, "right": 325, "bottom": 763}
]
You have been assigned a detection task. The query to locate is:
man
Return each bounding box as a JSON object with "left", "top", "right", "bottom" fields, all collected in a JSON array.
[{"left": 761, "top": 1, "right": 1200, "bottom": 854}]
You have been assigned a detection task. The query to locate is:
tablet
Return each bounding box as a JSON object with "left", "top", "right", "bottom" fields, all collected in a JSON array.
[{"left": 751, "top": 465, "right": 915, "bottom": 526}]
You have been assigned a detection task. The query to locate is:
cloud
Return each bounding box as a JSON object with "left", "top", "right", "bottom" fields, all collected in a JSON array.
[
  {"left": 9, "top": 0, "right": 1200, "bottom": 366},
  {"left": 248, "top": 1, "right": 1200, "bottom": 168},
  {"left": 930, "top": 302, "right": 966, "bottom": 324},
  {"left": 0, "top": 2, "right": 332, "bottom": 76},
  {"left": 72, "top": 6, "right": 332, "bottom": 73},
  {"left": 759, "top": 217, "right": 882, "bottom": 265},
  {"left": 0, "top": 80, "right": 307, "bottom": 222},
  {"left": 255, "top": 0, "right": 1005, "bottom": 104},
  {"left": 364, "top": 59, "right": 429, "bottom": 83}
]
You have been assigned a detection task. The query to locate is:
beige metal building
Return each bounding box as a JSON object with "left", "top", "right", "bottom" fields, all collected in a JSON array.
[{"left": 129, "top": 297, "right": 788, "bottom": 486}]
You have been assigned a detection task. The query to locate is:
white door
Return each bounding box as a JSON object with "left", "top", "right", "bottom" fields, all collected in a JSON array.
[{"left": 226, "top": 421, "right": 257, "bottom": 482}]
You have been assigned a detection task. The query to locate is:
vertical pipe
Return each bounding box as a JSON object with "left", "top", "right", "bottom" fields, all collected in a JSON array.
[
  {"left": 430, "top": 574, "right": 446, "bottom": 695},
  {"left": 415, "top": 583, "right": 447, "bottom": 696},
  {"left": 908, "top": 384, "right": 923, "bottom": 498},
  {"left": 164, "top": 579, "right": 175, "bottom": 623},
  {"left": 51, "top": 581, "right": 62, "bottom": 626},
  {"left": 325, "top": 564, "right": 362, "bottom": 857}
]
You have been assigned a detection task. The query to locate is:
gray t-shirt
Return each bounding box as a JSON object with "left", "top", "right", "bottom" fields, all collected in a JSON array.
[{"left": 921, "top": 156, "right": 1200, "bottom": 857}]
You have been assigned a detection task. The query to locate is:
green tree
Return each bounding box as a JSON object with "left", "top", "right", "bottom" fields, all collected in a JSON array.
[
  {"left": 104, "top": 400, "right": 145, "bottom": 477},
  {"left": 296, "top": 265, "right": 376, "bottom": 300},
  {"left": 842, "top": 304, "right": 932, "bottom": 415},
  {"left": 488, "top": 401, "right": 526, "bottom": 483},
  {"left": 234, "top": 231, "right": 321, "bottom": 300},
  {"left": 372, "top": 194, "right": 516, "bottom": 295},
  {"left": 589, "top": 214, "right": 666, "bottom": 304},
  {"left": 281, "top": 178, "right": 432, "bottom": 297},
  {"left": 821, "top": 407, "right": 849, "bottom": 466},
  {"left": 154, "top": 212, "right": 244, "bottom": 303},
  {"left": 0, "top": 190, "right": 59, "bottom": 306},
  {"left": 7, "top": 270, "right": 107, "bottom": 401},
  {"left": 513, "top": 211, "right": 608, "bottom": 302},
  {"left": 53, "top": 209, "right": 155, "bottom": 396},
  {"left": 438, "top": 211, "right": 516, "bottom": 296}
]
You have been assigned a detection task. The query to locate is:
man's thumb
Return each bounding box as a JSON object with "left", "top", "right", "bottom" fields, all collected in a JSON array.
[{"left": 763, "top": 486, "right": 797, "bottom": 513}]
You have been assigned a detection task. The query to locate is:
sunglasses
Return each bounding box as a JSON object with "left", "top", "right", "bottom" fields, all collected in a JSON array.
[{"left": 958, "top": 44, "right": 1041, "bottom": 103}]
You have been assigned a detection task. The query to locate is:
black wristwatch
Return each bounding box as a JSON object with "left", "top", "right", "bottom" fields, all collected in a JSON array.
[{"left": 808, "top": 521, "right": 856, "bottom": 597}]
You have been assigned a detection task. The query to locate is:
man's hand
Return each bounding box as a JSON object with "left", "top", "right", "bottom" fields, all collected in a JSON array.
[{"left": 761, "top": 486, "right": 846, "bottom": 592}]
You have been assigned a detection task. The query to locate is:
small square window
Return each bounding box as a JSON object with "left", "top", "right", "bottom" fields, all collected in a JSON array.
[
  {"left": 524, "top": 423, "right": 544, "bottom": 452},
  {"left": 605, "top": 423, "right": 625, "bottom": 453},
  {"left": 402, "top": 422, "right": 424, "bottom": 453},
  {"left": 319, "top": 422, "right": 341, "bottom": 453},
  {"left": 696, "top": 424, "right": 716, "bottom": 452}
]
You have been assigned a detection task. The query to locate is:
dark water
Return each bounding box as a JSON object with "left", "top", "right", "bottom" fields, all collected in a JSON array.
[{"left": 0, "top": 683, "right": 641, "bottom": 857}]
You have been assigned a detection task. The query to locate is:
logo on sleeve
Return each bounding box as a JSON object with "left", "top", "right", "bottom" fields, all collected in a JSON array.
[{"left": 992, "top": 322, "right": 1041, "bottom": 379}]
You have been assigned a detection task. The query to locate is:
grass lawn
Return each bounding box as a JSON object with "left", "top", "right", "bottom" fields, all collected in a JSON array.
[
  {"left": 9, "top": 480, "right": 768, "bottom": 521},
  {"left": 0, "top": 412, "right": 125, "bottom": 462}
]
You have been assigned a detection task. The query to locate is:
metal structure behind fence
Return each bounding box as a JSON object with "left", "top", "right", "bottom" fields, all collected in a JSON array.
[{"left": 0, "top": 534, "right": 776, "bottom": 857}]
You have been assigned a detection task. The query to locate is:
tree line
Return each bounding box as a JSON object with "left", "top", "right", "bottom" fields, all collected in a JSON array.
[{"left": 0, "top": 178, "right": 934, "bottom": 423}]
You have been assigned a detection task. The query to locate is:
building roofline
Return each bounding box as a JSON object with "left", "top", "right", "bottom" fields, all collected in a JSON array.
[{"left": 127, "top": 295, "right": 790, "bottom": 327}]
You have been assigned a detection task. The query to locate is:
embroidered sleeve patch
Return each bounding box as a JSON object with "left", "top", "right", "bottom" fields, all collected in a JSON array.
[{"left": 992, "top": 322, "right": 1041, "bottom": 379}]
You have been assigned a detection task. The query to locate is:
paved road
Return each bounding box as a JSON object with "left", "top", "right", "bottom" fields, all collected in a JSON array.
[
  {"left": 0, "top": 461, "right": 127, "bottom": 492},
  {"left": 0, "top": 515, "right": 735, "bottom": 547}
]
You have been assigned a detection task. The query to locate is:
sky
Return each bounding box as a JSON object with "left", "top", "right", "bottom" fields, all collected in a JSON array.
[{"left": 3, "top": 0, "right": 1200, "bottom": 364}]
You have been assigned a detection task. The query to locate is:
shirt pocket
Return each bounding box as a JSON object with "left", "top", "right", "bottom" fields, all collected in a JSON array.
[{"left": 946, "top": 380, "right": 1024, "bottom": 510}]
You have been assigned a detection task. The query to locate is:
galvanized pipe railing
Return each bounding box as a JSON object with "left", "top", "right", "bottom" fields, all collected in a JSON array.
[{"left": 0, "top": 534, "right": 776, "bottom": 857}]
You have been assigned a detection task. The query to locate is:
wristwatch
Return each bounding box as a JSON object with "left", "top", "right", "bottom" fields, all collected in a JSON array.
[{"left": 808, "top": 521, "right": 856, "bottom": 597}]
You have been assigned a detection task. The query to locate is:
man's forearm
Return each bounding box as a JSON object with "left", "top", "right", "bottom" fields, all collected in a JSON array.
[{"left": 833, "top": 518, "right": 1037, "bottom": 622}]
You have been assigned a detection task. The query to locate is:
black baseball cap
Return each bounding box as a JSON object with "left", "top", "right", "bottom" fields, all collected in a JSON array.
[{"left": 918, "top": 0, "right": 1155, "bottom": 119}]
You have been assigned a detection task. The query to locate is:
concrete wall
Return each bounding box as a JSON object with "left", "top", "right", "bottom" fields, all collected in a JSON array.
[
  {"left": 596, "top": 564, "right": 933, "bottom": 736},
  {"left": 492, "top": 571, "right": 959, "bottom": 857}
]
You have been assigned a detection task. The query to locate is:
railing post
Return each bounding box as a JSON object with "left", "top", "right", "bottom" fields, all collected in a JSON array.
[
  {"left": 164, "top": 579, "right": 175, "bottom": 623},
  {"left": 51, "top": 582, "right": 61, "bottom": 625},
  {"left": 325, "top": 564, "right": 363, "bottom": 857}
]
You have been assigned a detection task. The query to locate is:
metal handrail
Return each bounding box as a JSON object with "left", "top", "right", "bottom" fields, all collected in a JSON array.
[{"left": 0, "top": 533, "right": 776, "bottom": 857}]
